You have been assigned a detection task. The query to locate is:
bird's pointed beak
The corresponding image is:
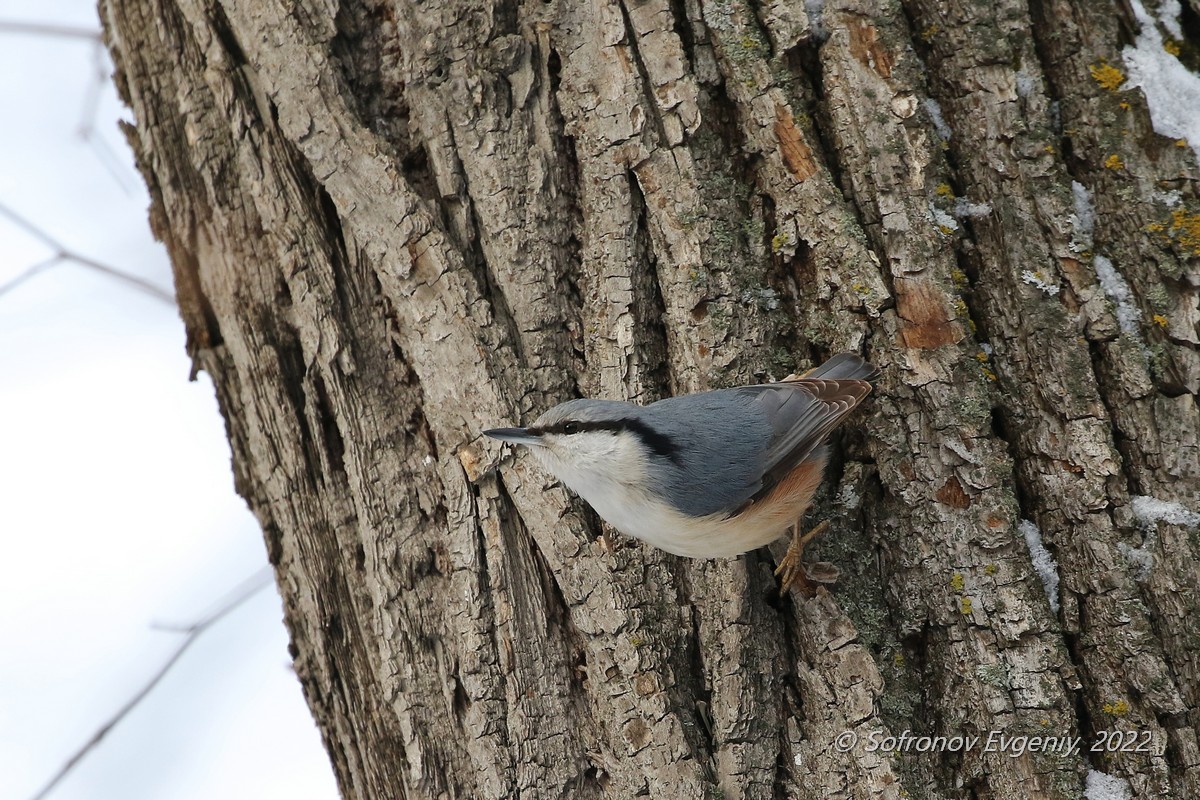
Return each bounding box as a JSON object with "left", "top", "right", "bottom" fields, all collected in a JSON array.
[{"left": 483, "top": 427, "right": 545, "bottom": 447}]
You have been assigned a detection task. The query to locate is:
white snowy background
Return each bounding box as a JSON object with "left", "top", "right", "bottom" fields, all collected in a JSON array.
[{"left": 0, "top": 3, "right": 338, "bottom": 799}]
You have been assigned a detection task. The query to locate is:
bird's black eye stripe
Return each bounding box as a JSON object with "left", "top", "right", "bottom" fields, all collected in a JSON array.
[
  {"left": 531, "top": 418, "right": 680, "bottom": 463},
  {"left": 534, "top": 419, "right": 605, "bottom": 436}
]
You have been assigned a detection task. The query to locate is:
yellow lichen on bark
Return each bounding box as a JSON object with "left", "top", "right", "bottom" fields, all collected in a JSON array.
[{"left": 1089, "top": 61, "right": 1126, "bottom": 91}]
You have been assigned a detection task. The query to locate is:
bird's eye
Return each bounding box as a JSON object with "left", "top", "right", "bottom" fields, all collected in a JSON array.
[{"left": 562, "top": 422, "right": 581, "bottom": 435}]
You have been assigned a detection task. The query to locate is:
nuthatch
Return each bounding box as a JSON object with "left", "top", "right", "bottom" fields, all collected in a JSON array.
[{"left": 484, "top": 353, "right": 880, "bottom": 595}]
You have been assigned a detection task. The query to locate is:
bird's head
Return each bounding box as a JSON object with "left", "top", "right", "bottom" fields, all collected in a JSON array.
[{"left": 484, "top": 399, "right": 677, "bottom": 489}]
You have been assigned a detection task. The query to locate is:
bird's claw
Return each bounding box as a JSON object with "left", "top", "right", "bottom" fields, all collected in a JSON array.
[{"left": 775, "top": 519, "right": 836, "bottom": 597}]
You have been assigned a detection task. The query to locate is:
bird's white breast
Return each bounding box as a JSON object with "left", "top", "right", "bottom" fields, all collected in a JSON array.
[
  {"left": 528, "top": 431, "right": 806, "bottom": 556},
  {"left": 580, "top": 480, "right": 784, "bottom": 558},
  {"left": 532, "top": 444, "right": 793, "bottom": 558}
]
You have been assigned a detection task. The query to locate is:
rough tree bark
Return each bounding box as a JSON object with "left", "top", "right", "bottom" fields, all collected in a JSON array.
[{"left": 101, "top": 0, "right": 1200, "bottom": 796}]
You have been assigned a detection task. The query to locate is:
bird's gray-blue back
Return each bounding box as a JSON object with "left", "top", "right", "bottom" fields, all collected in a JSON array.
[{"left": 641, "top": 392, "right": 774, "bottom": 518}]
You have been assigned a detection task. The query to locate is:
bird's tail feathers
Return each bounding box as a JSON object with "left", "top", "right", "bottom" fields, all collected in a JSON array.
[{"left": 803, "top": 353, "right": 881, "bottom": 383}]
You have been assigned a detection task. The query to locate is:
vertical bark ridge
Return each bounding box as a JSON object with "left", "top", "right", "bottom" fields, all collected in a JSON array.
[
  {"left": 1024, "top": 12, "right": 1200, "bottom": 794},
  {"left": 684, "top": 558, "right": 786, "bottom": 797},
  {"left": 754, "top": 0, "right": 1087, "bottom": 794},
  {"left": 902, "top": 0, "right": 1200, "bottom": 795},
  {"left": 391, "top": 2, "right": 582, "bottom": 403}
]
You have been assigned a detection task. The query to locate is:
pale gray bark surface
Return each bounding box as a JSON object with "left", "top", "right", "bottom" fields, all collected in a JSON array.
[{"left": 101, "top": 0, "right": 1200, "bottom": 797}]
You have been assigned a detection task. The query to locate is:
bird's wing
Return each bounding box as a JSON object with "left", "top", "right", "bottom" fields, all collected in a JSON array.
[
  {"left": 640, "top": 355, "right": 879, "bottom": 519},
  {"left": 799, "top": 352, "right": 881, "bottom": 382},
  {"left": 731, "top": 376, "right": 875, "bottom": 508}
]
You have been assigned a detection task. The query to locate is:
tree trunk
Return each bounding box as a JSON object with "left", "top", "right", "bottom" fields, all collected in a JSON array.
[{"left": 101, "top": 0, "right": 1200, "bottom": 796}]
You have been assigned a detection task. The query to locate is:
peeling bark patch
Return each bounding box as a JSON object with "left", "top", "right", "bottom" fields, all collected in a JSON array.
[
  {"left": 173, "top": 228, "right": 223, "bottom": 356},
  {"left": 935, "top": 476, "right": 971, "bottom": 508},
  {"left": 622, "top": 717, "right": 651, "bottom": 751},
  {"left": 894, "top": 276, "right": 960, "bottom": 348},
  {"left": 773, "top": 104, "right": 818, "bottom": 182},
  {"left": 846, "top": 18, "right": 894, "bottom": 79}
]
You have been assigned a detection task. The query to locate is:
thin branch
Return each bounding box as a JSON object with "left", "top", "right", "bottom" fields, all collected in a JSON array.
[
  {"left": 154, "top": 567, "right": 277, "bottom": 634},
  {"left": 28, "top": 567, "right": 276, "bottom": 800},
  {"left": 2, "top": 17, "right": 138, "bottom": 191},
  {"left": 0, "top": 21, "right": 101, "bottom": 40},
  {"left": 76, "top": 42, "right": 106, "bottom": 136},
  {"left": 0, "top": 201, "right": 63, "bottom": 252},
  {"left": 69, "top": 253, "right": 174, "bottom": 303},
  {"left": 78, "top": 127, "right": 141, "bottom": 194},
  {"left": 77, "top": 39, "right": 139, "bottom": 193},
  {"left": 0, "top": 255, "right": 67, "bottom": 297},
  {"left": 0, "top": 202, "right": 173, "bottom": 304}
]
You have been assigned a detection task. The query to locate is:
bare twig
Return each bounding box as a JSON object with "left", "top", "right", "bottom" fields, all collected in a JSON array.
[
  {"left": 2, "top": 17, "right": 138, "bottom": 191},
  {"left": 77, "top": 40, "right": 106, "bottom": 134},
  {"left": 28, "top": 567, "right": 276, "bottom": 800},
  {"left": 0, "top": 201, "right": 65, "bottom": 251},
  {"left": 0, "top": 21, "right": 101, "bottom": 40},
  {"left": 0, "top": 202, "right": 173, "bottom": 303},
  {"left": 3, "top": 17, "right": 255, "bottom": 800},
  {"left": 0, "top": 255, "right": 67, "bottom": 297},
  {"left": 77, "top": 37, "right": 140, "bottom": 193}
]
